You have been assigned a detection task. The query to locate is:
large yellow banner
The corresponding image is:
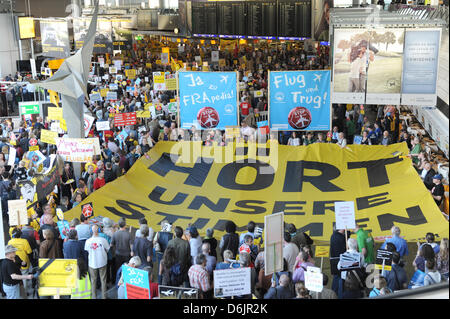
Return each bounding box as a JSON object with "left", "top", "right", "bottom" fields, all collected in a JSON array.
[{"left": 65, "top": 142, "right": 448, "bottom": 242}]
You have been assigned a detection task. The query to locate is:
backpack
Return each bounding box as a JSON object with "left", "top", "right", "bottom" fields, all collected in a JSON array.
[
  {"left": 169, "top": 263, "right": 183, "bottom": 286},
  {"left": 344, "top": 269, "right": 365, "bottom": 291}
]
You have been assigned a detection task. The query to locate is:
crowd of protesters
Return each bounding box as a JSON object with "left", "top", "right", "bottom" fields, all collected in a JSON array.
[{"left": 0, "top": 37, "right": 448, "bottom": 299}]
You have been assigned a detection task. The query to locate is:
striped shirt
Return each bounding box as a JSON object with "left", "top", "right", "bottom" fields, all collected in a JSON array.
[{"left": 188, "top": 264, "right": 210, "bottom": 292}]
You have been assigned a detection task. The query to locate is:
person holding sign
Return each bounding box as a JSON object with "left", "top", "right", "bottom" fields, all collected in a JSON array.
[
  {"left": 1, "top": 245, "right": 34, "bottom": 299},
  {"left": 386, "top": 252, "right": 408, "bottom": 292},
  {"left": 337, "top": 238, "right": 366, "bottom": 299}
]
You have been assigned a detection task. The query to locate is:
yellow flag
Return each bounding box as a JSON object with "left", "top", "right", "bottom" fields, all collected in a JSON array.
[{"left": 49, "top": 90, "right": 60, "bottom": 107}]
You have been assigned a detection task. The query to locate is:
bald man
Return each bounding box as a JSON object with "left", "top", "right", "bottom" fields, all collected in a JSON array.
[{"left": 264, "top": 274, "right": 295, "bottom": 299}]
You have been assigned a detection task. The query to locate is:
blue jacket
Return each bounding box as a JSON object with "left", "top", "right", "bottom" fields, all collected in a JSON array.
[{"left": 63, "top": 240, "right": 84, "bottom": 260}]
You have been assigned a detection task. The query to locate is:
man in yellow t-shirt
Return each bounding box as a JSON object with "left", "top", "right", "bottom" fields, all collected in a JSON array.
[{"left": 8, "top": 228, "right": 33, "bottom": 296}]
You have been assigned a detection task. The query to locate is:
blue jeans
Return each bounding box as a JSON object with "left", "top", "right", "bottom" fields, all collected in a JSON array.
[
  {"left": 3, "top": 283, "right": 21, "bottom": 299},
  {"left": 332, "top": 275, "right": 344, "bottom": 299}
]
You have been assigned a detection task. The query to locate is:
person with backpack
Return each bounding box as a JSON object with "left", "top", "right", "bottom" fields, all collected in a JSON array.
[
  {"left": 338, "top": 238, "right": 367, "bottom": 299},
  {"left": 159, "top": 246, "right": 183, "bottom": 287}
]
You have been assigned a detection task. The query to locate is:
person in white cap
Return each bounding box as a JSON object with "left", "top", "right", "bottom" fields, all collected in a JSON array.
[{"left": 1, "top": 245, "right": 33, "bottom": 299}]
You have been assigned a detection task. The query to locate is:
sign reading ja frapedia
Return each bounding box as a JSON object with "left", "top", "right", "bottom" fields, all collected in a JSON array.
[
  {"left": 269, "top": 70, "right": 331, "bottom": 131},
  {"left": 179, "top": 71, "right": 238, "bottom": 130},
  {"left": 122, "top": 264, "right": 150, "bottom": 299},
  {"left": 63, "top": 142, "right": 448, "bottom": 243}
]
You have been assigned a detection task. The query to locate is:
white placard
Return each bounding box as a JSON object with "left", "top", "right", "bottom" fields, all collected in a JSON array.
[
  {"left": 264, "top": 211, "right": 284, "bottom": 276},
  {"left": 334, "top": 201, "right": 356, "bottom": 230},
  {"left": 96, "top": 121, "right": 110, "bottom": 131},
  {"left": 305, "top": 266, "right": 323, "bottom": 293},
  {"left": 84, "top": 113, "right": 95, "bottom": 137},
  {"left": 8, "top": 199, "right": 28, "bottom": 226},
  {"left": 211, "top": 51, "right": 219, "bottom": 62},
  {"left": 8, "top": 147, "right": 16, "bottom": 166},
  {"left": 55, "top": 137, "right": 101, "bottom": 162},
  {"left": 213, "top": 267, "right": 251, "bottom": 298}
]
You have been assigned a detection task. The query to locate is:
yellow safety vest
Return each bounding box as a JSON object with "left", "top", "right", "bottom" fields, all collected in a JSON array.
[{"left": 71, "top": 273, "right": 92, "bottom": 299}]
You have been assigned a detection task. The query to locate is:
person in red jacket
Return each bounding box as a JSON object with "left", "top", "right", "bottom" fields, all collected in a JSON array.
[{"left": 93, "top": 169, "right": 106, "bottom": 191}]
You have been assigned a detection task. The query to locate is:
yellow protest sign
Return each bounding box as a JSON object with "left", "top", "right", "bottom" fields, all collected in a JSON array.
[
  {"left": 64, "top": 142, "right": 449, "bottom": 243},
  {"left": 315, "top": 246, "right": 329, "bottom": 258},
  {"left": 29, "top": 145, "right": 39, "bottom": 151},
  {"left": 38, "top": 259, "right": 77, "bottom": 292},
  {"left": 40, "top": 129, "right": 58, "bottom": 145},
  {"left": 156, "top": 60, "right": 161, "bottom": 65},
  {"left": 136, "top": 110, "right": 150, "bottom": 118},
  {"left": 165, "top": 77, "right": 177, "bottom": 91},
  {"left": 47, "top": 107, "right": 63, "bottom": 121},
  {"left": 49, "top": 90, "right": 60, "bottom": 107},
  {"left": 146, "top": 63, "right": 152, "bottom": 68},
  {"left": 100, "top": 88, "right": 109, "bottom": 97},
  {"left": 125, "top": 69, "right": 136, "bottom": 79},
  {"left": 144, "top": 103, "right": 152, "bottom": 111},
  {"left": 219, "top": 59, "right": 226, "bottom": 67}
]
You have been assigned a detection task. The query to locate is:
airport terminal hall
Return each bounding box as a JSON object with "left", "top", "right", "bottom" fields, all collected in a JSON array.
[{"left": 0, "top": 0, "right": 448, "bottom": 304}]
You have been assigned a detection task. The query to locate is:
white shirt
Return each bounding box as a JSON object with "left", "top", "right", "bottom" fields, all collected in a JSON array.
[
  {"left": 337, "top": 137, "right": 347, "bottom": 148},
  {"left": 420, "top": 169, "right": 428, "bottom": 180},
  {"left": 288, "top": 137, "right": 301, "bottom": 146},
  {"left": 85, "top": 236, "right": 110, "bottom": 269}
]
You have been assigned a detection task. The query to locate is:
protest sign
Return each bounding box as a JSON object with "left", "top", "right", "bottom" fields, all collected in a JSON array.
[
  {"left": 109, "top": 66, "right": 117, "bottom": 74},
  {"left": 100, "top": 88, "right": 109, "bottom": 98},
  {"left": 7, "top": 147, "right": 16, "bottom": 166},
  {"left": 375, "top": 249, "right": 393, "bottom": 272},
  {"left": 269, "top": 70, "right": 331, "bottom": 131},
  {"left": 136, "top": 110, "right": 150, "bottom": 118},
  {"left": 96, "top": 121, "right": 110, "bottom": 131},
  {"left": 106, "top": 91, "right": 118, "bottom": 101},
  {"left": 125, "top": 69, "right": 136, "bottom": 79},
  {"left": 179, "top": 71, "right": 238, "bottom": 130},
  {"left": 153, "top": 72, "right": 166, "bottom": 91},
  {"left": 339, "top": 251, "right": 362, "bottom": 271},
  {"left": 55, "top": 138, "right": 101, "bottom": 162},
  {"left": 47, "top": 107, "right": 63, "bottom": 121},
  {"left": 159, "top": 286, "right": 198, "bottom": 299},
  {"left": 211, "top": 51, "right": 219, "bottom": 62},
  {"left": 89, "top": 92, "right": 102, "bottom": 102},
  {"left": 57, "top": 220, "right": 70, "bottom": 240},
  {"left": 114, "top": 112, "right": 137, "bottom": 127},
  {"left": 122, "top": 264, "right": 150, "bottom": 299},
  {"left": 109, "top": 83, "right": 118, "bottom": 91},
  {"left": 314, "top": 246, "right": 329, "bottom": 258},
  {"left": 38, "top": 258, "right": 77, "bottom": 296},
  {"left": 254, "top": 90, "right": 264, "bottom": 98},
  {"left": 335, "top": 201, "right": 356, "bottom": 230},
  {"left": 62, "top": 142, "right": 448, "bottom": 243},
  {"left": 168, "top": 102, "right": 177, "bottom": 114},
  {"left": 84, "top": 113, "right": 95, "bottom": 138},
  {"left": 213, "top": 267, "right": 251, "bottom": 298},
  {"left": 40, "top": 129, "right": 58, "bottom": 145},
  {"left": 81, "top": 202, "right": 94, "bottom": 218},
  {"left": 165, "top": 73, "right": 177, "bottom": 91},
  {"left": 305, "top": 266, "right": 323, "bottom": 293},
  {"left": 8, "top": 200, "right": 28, "bottom": 226},
  {"left": 264, "top": 212, "right": 284, "bottom": 276}
]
